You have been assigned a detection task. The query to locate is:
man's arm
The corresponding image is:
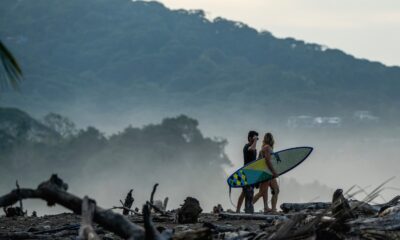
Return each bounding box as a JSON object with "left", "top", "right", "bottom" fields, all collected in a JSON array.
[
  {"left": 263, "top": 146, "right": 278, "bottom": 178},
  {"left": 248, "top": 136, "right": 258, "bottom": 150}
]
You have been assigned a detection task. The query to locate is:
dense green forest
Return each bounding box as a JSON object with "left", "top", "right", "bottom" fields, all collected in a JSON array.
[
  {"left": 0, "top": 0, "right": 399, "bottom": 125},
  {"left": 0, "top": 108, "right": 229, "bottom": 185}
]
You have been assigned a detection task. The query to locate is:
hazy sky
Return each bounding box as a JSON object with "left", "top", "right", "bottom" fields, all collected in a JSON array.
[{"left": 152, "top": 0, "right": 400, "bottom": 67}]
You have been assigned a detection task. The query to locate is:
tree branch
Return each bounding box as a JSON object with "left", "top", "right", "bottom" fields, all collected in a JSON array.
[{"left": 0, "top": 174, "right": 145, "bottom": 240}]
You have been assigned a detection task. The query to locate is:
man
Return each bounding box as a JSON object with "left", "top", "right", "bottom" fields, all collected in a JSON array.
[{"left": 236, "top": 130, "right": 258, "bottom": 213}]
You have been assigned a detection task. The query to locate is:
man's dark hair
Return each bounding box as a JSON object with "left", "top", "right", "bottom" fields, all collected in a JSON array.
[{"left": 247, "top": 130, "right": 258, "bottom": 142}]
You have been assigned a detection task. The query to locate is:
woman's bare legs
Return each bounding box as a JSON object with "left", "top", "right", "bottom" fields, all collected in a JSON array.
[
  {"left": 253, "top": 182, "right": 266, "bottom": 204},
  {"left": 253, "top": 182, "right": 271, "bottom": 212},
  {"left": 270, "top": 178, "right": 280, "bottom": 212},
  {"left": 262, "top": 183, "right": 270, "bottom": 212}
]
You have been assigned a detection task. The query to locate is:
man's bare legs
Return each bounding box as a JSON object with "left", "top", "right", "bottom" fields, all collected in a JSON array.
[
  {"left": 270, "top": 178, "right": 280, "bottom": 212},
  {"left": 236, "top": 191, "right": 244, "bottom": 213},
  {"left": 237, "top": 187, "right": 254, "bottom": 213}
]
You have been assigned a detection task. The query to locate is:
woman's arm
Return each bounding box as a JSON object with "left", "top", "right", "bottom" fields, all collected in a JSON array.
[{"left": 263, "top": 146, "right": 278, "bottom": 178}]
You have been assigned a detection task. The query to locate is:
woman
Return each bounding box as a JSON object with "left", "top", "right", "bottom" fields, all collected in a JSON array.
[{"left": 253, "top": 132, "right": 280, "bottom": 213}]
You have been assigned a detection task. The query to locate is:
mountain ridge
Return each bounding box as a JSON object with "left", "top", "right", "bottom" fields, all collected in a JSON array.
[{"left": 0, "top": 0, "right": 399, "bottom": 126}]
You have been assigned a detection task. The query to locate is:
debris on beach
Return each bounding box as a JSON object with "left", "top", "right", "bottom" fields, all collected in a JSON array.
[{"left": 0, "top": 175, "right": 399, "bottom": 239}]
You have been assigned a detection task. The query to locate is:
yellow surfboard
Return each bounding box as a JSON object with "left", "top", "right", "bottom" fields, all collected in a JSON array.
[{"left": 227, "top": 147, "right": 313, "bottom": 187}]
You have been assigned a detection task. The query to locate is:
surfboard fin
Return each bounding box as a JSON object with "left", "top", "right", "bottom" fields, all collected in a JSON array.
[{"left": 274, "top": 152, "right": 282, "bottom": 163}]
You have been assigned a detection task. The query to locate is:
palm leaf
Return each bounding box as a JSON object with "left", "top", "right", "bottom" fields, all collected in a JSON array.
[{"left": 0, "top": 40, "right": 23, "bottom": 90}]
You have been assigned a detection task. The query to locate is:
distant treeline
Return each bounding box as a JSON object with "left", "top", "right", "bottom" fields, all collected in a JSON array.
[{"left": 0, "top": 108, "right": 230, "bottom": 193}]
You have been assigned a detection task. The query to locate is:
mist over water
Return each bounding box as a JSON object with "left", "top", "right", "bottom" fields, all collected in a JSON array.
[
  {"left": 3, "top": 105, "right": 396, "bottom": 216},
  {"left": 79, "top": 105, "right": 400, "bottom": 191},
  {"left": 130, "top": 108, "right": 398, "bottom": 200}
]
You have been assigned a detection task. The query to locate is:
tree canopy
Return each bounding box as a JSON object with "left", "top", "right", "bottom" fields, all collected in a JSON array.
[
  {"left": 0, "top": 0, "right": 399, "bottom": 122},
  {"left": 0, "top": 108, "right": 230, "bottom": 207}
]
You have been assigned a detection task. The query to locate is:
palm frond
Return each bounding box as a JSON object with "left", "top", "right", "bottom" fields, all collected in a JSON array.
[{"left": 0, "top": 40, "right": 23, "bottom": 90}]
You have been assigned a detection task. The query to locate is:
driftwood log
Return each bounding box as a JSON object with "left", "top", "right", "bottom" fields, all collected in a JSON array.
[
  {"left": 348, "top": 200, "right": 380, "bottom": 215},
  {"left": 377, "top": 195, "right": 400, "bottom": 214},
  {"left": 0, "top": 223, "right": 81, "bottom": 239},
  {"left": 0, "top": 174, "right": 145, "bottom": 239},
  {"left": 172, "top": 228, "right": 212, "bottom": 240},
  {"left": 143, "top": 203, "right": 165, "bottom": 240},
  {"left": 347, "top": 211, "right": 400, "bottom": 239},
  {"left": 332, "top": 188, "right": 356, "bottom": 221},
  {"left": 1, "top": 177, "right": 399, "bottom": 240},
  {"left": 212, "top": 204, "right": 224, "bottom": 214},
  {"left": 78, "top": 196, "right": 100, "bottom": 240},
  {"left": 219, "top": 212, "right": 288, "bottom": 222},
  {"left": 108, "top": 200, "right": 142, "bottom": 216},
  {"left": 203, "top": 222, "right": 238, "bottom": 233},
  {"left": 0, "top": 232, "right": 51, "bottom": 239},
  {"left": 122, "top": 189, "right": 134, "bottom": 215},
  {"left": 149, "top": 183, "right": 159, "bottom": 210},
  {"left": 221, "top": 230, "right": 255, "bottom": 240},
  {"left": 147, "top": 201, "right": 170, "bottom": 216},
  {"left": 163, "top": 197, "right": 169, "bottom": 211},
  {"left": 15, "top": 181, "right": 25, "bottom": 216},
  {"left": 30, "top": 223, "right": 80, "bottom": 235},
  {"left": 147, "top": 183, "right": 171, "bottom": 217},
  {"left": 267, "top": 213, "right": 307, "bottom": 240},
  {"left": 3, "top": 206, "right": 24, "bottom": 217},
  {"left": 177, "top": 197, "right": 202, "bottom": 223},
  {"left": 280, "top": 202, "right": 331, "bottom": 213}
]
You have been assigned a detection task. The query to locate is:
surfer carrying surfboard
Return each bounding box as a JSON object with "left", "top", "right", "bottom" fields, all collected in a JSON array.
[
  {"left": 228, "top": 135, "right": 312, "bottom": 213},
  {"left": 236, "top": 130, "right": 259, "bottom": 213},
  {"left": 253, "top": 132, "right": 280, "bottom": 213}
]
